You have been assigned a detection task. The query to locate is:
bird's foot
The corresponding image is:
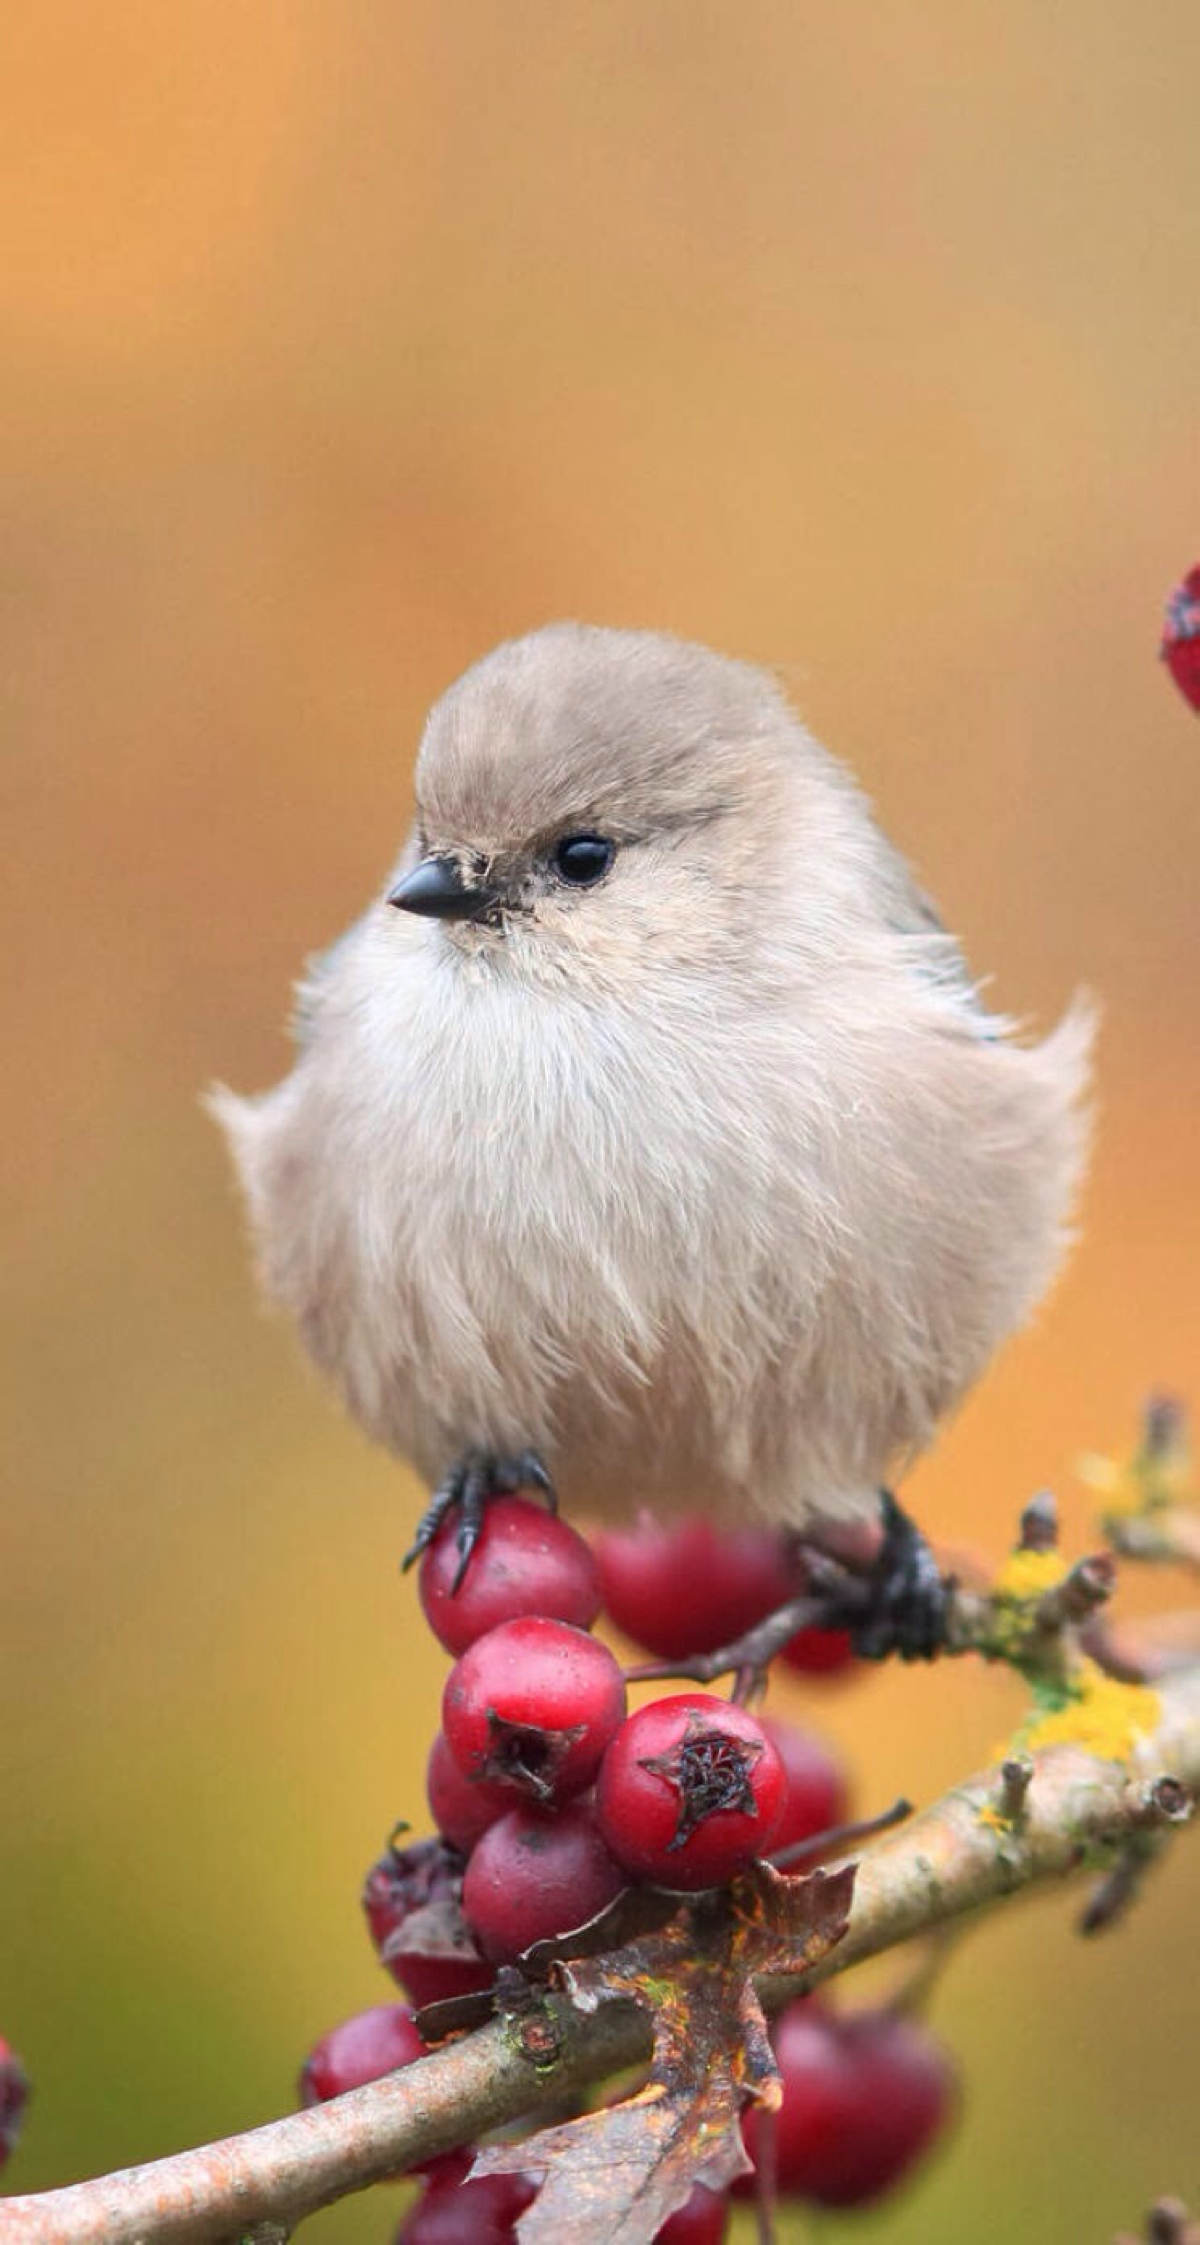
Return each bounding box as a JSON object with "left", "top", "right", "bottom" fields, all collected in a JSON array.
[
  {"left": 402, "top": 1447, "right": 555, "bottom": 1590},
  {"left": 832, "top": 1491, "right": 950, "bottom": 1662}
]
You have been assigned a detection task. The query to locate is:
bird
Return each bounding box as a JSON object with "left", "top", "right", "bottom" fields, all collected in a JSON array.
[{"left": 213, "top": 623, "right": 1091, "bottom": 1649}]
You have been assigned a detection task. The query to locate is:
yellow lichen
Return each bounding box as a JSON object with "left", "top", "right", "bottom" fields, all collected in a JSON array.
[
  {"left": 1018, "top": 1660, "right": 1161, "bottom": 1763},
  {"left": 984, "top": 1545, "right": 1069, "bottom": 1662},
  {"left": 992, "top": 1548, "right": 1068, "bottom": 1603},
  {"left": 1078, "top": 1447, "right": 1194, "bottom": 1519},
  {"left": 976, "top": 1802, "right": 1009, "bottom": 1835}
]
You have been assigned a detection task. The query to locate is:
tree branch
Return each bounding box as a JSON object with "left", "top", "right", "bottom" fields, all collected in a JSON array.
[{"left": 4, "top": 1664, "right": 1198, "bottom": 2245}]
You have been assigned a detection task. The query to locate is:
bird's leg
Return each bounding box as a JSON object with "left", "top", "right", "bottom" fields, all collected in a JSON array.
[
  {"left": 402, "top": 1446, "right": 556, "bottom": 1589},
  {"left": 822, "top": 1490, "right": 951, "bottom": 1662}
]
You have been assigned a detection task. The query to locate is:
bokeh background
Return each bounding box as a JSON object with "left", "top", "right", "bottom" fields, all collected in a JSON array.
[{"left": 3, "top": 5, "right": 1200, "bottom": 2238}]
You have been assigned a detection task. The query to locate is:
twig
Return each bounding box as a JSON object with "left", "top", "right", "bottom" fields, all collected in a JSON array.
[
  {"left": 1091, "top": 1609, "right": 1200, "bottom": 1681},
  {"left": 5, "top": 1667, "right": 1200, "bottom": 2245},
  {"left": 1083, "top": 1395, "right": 1200, "bottom": 1572},
  {"left": 1033, "top": 1553, "right": 1116, "bottom": 1634},
  {"left": 1105, "top": 1510, "right": 1200, "bottom": 1571},
  {"left": 0, "top": 2001, "right": 646, "bottom": 2245},
  {"left": 769, "top": 1795, "right": 912, "bottom": 1872}
]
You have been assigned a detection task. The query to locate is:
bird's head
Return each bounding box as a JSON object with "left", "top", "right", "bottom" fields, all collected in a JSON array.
[{"left": 386, "top": 623, "right": 805, "bottom": 989}]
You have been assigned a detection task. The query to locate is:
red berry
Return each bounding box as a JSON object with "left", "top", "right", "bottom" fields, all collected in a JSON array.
[
  {"left": 361, "top": 1834, "right": 494, "bottom": 2008},
  {"left": 363, "top": 1840, "right": 426, "bottom": 1955},
  {"left": 1162, "top": 565, "right": 1200, "bottom": 713},
  {"left": 596, "top": 1693, "right": 787, "bottom": 1890},
  {"left": 741, "top": 2000, "right": 954, "bottom": 2208},
  {"left": 596, "top": 1514, "right": 799, "bottom": 1659},
  {"left": 419, "top": 1497, "right": 602, "bottom": 1655},
  {"left": 442, "top": 1618, "right": 627, "bottom": 1806},
  {"left": 760, "top": 1717, "right": 848, "bottom": 1853},
  {"left": 392, "top": 1949, "right": 494, "bottom": 2011},
  {"left": 426, "top": 1733, "right": 512, "bottom": 1855},
  {"left": 655, "top": 2183, "right": 729, "bottom": 2242},
  {"left": 462, "top": 1802, "right": 628, "bottom": 1963},
  {"left": 300, "top": 2003, "right": 427, "bottom": 2106},
  {"left": 778, "top": 1622, "right": 857, "bottom": 1679},
  {"left": 395, "top": 2170, "right": 537, "bottom": 2243},
  {"left": 0, "top": 2039, "right": 29, "bottom": 2168}
]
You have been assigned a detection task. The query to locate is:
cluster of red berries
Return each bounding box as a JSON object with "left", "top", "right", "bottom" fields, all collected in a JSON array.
[
  {"left": 300, "top": 1498, "right": 953, "bottom": 2235},
  {"left": 424, "top": 1498, "right": 855, "bottom": 1942}
]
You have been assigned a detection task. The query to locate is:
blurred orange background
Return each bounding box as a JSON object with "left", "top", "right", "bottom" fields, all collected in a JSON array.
[{"left": 3, "top": 6, "right": 1199, "bottom": 2239}]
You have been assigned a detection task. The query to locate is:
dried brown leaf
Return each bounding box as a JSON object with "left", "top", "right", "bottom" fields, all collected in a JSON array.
[{"left": 476, "top": 1861, "right": 855, "bottom": 2245}]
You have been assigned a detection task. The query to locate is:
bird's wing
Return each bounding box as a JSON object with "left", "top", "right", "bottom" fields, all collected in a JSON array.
[{"left": 882, "top": 860, "right": 1008, "bottom": 1039}]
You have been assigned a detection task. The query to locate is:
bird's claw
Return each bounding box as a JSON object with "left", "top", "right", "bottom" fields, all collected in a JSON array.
[
  {"left": 491, "top": 1448, "right": 557, "bottom": 1510},
  {"left": 402, "top": 1447, "right": 556, "bottom": 1586}
]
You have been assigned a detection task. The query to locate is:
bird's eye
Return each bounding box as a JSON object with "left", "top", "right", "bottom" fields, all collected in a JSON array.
[{"left": 553, "top": 833, "right": 616, "bottom": 886}]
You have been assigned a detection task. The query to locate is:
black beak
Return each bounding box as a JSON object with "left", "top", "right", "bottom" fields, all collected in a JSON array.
[{"left": 387, "top": 855, "right": 498, "bottom": 921}]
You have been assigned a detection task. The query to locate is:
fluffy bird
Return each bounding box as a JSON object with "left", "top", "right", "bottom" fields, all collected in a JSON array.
[{"left": 214, "top": 625, "right": 1090, "bottom": 1632}]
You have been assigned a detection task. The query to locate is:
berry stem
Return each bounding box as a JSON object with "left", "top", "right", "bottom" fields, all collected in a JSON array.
[
  {"left": 624, "top": 1594, "right": 834, "bottom": 1699},
  {"left": 769, "top": 1796, "right": 913, "bottom": 1872},
  {"left": 751, "top": 2106, "right": 778, "bottom": 2245}
]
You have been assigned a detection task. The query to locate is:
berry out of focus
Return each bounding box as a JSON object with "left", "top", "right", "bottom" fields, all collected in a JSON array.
[
  {"left": 0, "top": 2039, "right": 29, "bottom": 2169},
  {"left": 1161, "top": 565, "right": 1200, "bottom": 713},
  {"left": 740, "top": 1997, "right": 955, "bottom": 2208}
]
